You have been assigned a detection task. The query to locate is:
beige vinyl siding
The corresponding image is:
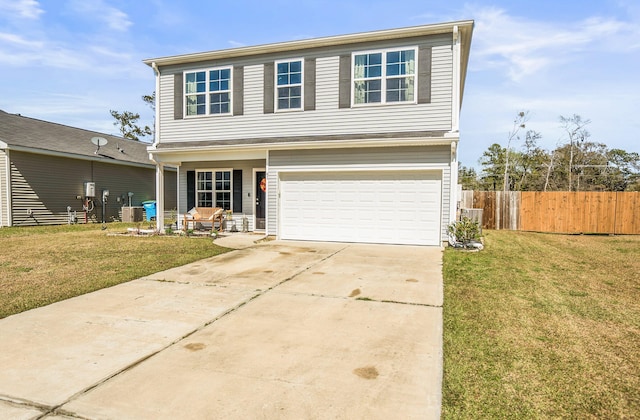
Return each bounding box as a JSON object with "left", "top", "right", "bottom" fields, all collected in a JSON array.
[
  {"left": 9, "top": 151, "right": 175, "bottom": 226},
  {"left": 244, "top": 64, "right": 263, "bottom": 115},
  {"left": 431, "top": 44, "right": 453, "bottom": 122},
  {"left": 315, "top": 56, "right": 339, "bottom": 110},
  {"left": 178, "top": 160, "right": 266, "bottom": 231},
  {"left": 157, "top": 34, "right": 453, "bottom": 143},
  {"left": 267, "top": 145, "right": 451, "bottom": 238},
  {"left": 0, "top": 150, "right": 9, "bottom": 226},
  {"left": 10, "top": 151, "right": 90, "bottom": 226},
  {"left": 159, "top": 73, "right": 176, "bottom": 129}
]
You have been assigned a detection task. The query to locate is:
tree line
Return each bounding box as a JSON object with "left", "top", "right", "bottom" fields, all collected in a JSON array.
[{"left": 459, "top": 112, "right": 640, "bottom": 192}]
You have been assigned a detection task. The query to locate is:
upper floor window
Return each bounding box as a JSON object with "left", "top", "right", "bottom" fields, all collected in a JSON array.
[
  {"left": 185, "top": 67, "right": 232, "bottom": 116},
  {"left": 276, "top": 59, "right": 303, "bottom": 110},
  {"left": 352, "top": 48, "right": 416, "bottom": 105}
]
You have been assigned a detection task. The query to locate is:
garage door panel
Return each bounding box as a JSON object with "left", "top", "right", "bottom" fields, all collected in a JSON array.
[{"left": 280, "top": 171, "right": 441, "bottom": 246}]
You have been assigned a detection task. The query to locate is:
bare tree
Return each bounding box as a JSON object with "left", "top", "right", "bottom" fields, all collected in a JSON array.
[
  {"left": 503, "top": 111, "right": 529, "bottom": 192},
  {"left": 142, "top": 91, "right": 156, "bottom": 140},
  {"left": 559, "top": 115, "right": 591, "bottom": 191},
  {"left": 544, "top": 150, "right": 556, "bottom": 192}
]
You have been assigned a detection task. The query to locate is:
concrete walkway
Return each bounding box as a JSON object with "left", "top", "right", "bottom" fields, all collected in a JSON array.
[{"left": 0, "top": 237, "right": 444, "bottom": 419}]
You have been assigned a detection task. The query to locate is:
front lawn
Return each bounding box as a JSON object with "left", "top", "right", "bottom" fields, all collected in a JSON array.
[
  {"left": 0, "top": 223, "right": 229, "bottom": 319},
  {"left": 442, "top": 230, "right": 640, "bottom": 418}
]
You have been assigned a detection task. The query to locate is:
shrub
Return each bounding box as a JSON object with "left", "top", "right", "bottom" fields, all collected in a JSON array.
[{"left": 448, "top": 216, "right": 482, "bottom": 247}]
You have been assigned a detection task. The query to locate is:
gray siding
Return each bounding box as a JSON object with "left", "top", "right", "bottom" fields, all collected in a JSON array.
[
  {"left": 244, "top": 65, "right": 263, "bottom": 115},
  {"left": 178, "top": 160, "right": 266, "bottom": 231},
  {"left": 8, "top": 151, "right": 176, "bottom": 226},
  {"left": 0, "top": 150, "right": 8, "bottom": 227},
  {"left": 267, "top": 145, "right": 451, "bottom": 238},
  {"left": 318, "top": 56, "right": 339, "bottom": 110},
  {"left": 157, "top": 34, "right": 453, "bottom": 143}
]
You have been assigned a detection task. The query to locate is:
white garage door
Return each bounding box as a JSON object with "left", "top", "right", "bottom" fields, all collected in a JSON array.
[{"left": 279, "top": 171, "right": 442, "bottom": 246}]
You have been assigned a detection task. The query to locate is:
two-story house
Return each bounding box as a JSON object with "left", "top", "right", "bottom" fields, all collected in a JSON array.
[{"left": 144, "top": 20, "right": 473, "bottom": 246}]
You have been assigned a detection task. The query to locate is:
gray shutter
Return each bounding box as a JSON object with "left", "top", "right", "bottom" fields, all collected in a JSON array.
[
  {"left": 263, "top": 62, "right": 274, "bottom": 114},
  {"left": 304, "top": 58, "right": 316, "bottom": 111},
  {"left": 187, "top": 170, "right": 195, "bottom": 209},
  {"left": 233, "top": 66, "right": 244, "bottom": 116},
  {"left": 417, "top": 46, "right": 432, "bottom": 104},
  {"left": 338, "top": 55, "right": 351, "bottom": 109},
  {"left": 232, "top": 170, "right": 243, "bottom": 213},
  {"left": 174, "top": 73, "right": 183, "bottom": 119}
]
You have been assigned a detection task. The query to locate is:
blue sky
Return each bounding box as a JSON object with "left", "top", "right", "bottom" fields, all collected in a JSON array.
[{"left": 0, "top": 0, "right": 638, "bottom": 168}]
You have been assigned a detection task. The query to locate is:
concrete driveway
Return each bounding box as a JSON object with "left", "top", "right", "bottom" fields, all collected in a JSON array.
[{"left": 0, "top": 238, "right": 444, "bottom": 419}]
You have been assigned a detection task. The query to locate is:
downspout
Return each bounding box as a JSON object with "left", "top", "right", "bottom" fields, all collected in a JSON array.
[
  {"left": 449, "top": 26, "right": 462, "bottom": 238},
  {"left": 151, "top": 62, "right": 161, "bottom": 148},
  {"left": 451, "top": 25, "right": 461, "bottom": 133},
  {"left": 149, "top": 61, "right": 165, "bottom": 232},
  {"left": 450, "top": 141, "right": 459, "bottom": 227}
]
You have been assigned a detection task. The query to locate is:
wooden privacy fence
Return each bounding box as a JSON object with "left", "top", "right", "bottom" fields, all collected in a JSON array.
[{"left": 459, "top": 191, "right": 640, "bottom": 234}]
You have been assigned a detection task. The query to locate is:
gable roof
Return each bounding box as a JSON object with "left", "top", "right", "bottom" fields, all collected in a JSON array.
[{"left": 0, "top": 110, "right": 154, "bottom": 167}]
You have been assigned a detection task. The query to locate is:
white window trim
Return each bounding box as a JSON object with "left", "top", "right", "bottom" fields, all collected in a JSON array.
[
  {"left": 184, "top": 66, "right": 233, "bottom": 118},
  {"left": 274, "top": 58, "right": 304, "bottom": 113},
  {"left": 195, "top": 168, "right": 233, "bottom": 210},
  {"left": 351, "top": 46, "right": 418, "bottom": 108}
]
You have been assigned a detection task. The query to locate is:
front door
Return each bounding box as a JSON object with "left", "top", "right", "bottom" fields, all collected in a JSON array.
[{"left": 255, "top": 171, "right": 266, "bottom": 230}]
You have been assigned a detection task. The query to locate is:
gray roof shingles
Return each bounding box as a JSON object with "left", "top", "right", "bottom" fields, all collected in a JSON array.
[{"left": 0, "top": 110, "right": 153, "bottom": 166}]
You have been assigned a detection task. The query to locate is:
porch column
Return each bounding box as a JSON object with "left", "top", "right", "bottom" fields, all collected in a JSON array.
[{"left": 155, "top": 163, "right": 165, "bottom": 232}]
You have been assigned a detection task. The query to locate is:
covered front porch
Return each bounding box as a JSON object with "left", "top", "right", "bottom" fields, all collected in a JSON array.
[{"left": 151, "top": 146, "right": 267, "bottom": 234}]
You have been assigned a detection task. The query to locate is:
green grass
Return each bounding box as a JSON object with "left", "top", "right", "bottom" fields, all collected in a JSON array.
[
  {"left": 0, "top": 223, "right": 230, "bottom": 318},
  {"left": 442, "top": 230, "right": 640, "bottom": 418}
]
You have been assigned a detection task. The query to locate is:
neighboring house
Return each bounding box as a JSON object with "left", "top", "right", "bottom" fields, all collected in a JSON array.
[
  {"left": 145, "top": 20, "right": 473, "bottom": 245},
  {"left": 0, "top": 110, "right": 177, "bottom": 227}
]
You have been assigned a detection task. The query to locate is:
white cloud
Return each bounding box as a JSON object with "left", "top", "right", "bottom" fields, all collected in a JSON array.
[
  {"left": 149, "top": 0, "right": 186, "bottom": 28},
  {"left": 0, "top": 30, "right": 86, "bottom": 68},
  {"left": 456, "top": 4, "right": 640, "bottom": 167},
  {"left": 468, "top": 6, "right": 640, "bottom": 82},
  {"left": 67, "top": 0, "right": 132, "bottom": 32},
  {"left": 0, "top": 0, "right": 44, "bottom": 20},
  {"left": 0, "top": 32, "right": 43, "bottom": 48}
]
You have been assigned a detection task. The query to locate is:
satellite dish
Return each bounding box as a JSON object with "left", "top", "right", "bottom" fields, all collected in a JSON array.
[
  {"left": 91, "top": 137, "right": 108, "bottom": 147},
  {"left": 91, "top": 137, "right": 108, "bottom": 154}
]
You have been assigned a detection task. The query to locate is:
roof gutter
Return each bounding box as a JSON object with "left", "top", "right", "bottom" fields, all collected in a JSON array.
[{"left": 4, "top": 144, "right": 161, "bottom": 170}]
